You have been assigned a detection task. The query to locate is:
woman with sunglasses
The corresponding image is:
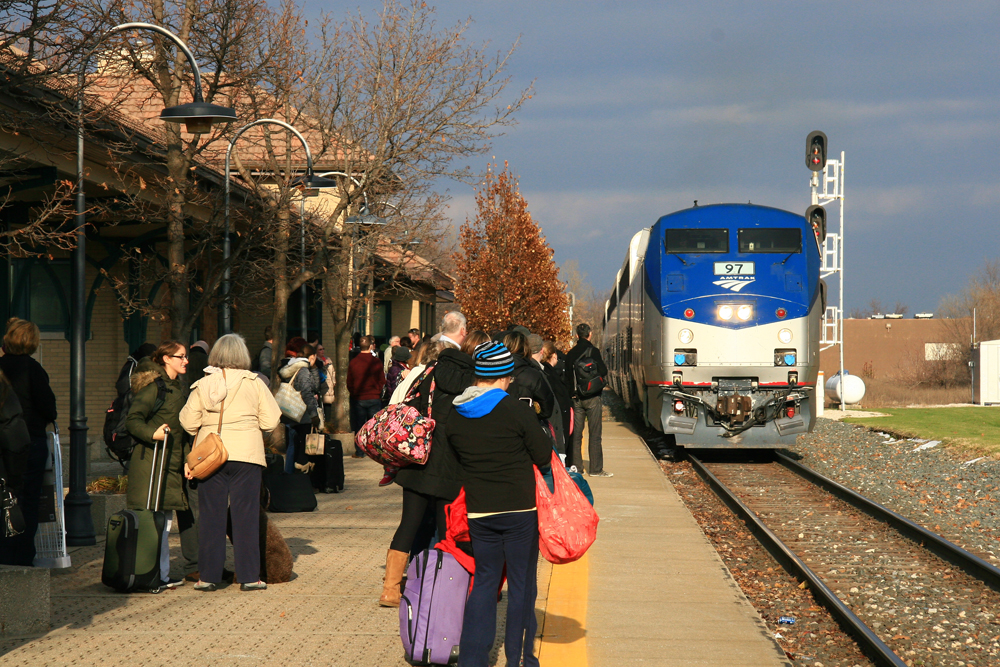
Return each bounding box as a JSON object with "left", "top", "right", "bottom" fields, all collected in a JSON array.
[{"left": 125, "top": 340, "right": 197, "bottom": 591}]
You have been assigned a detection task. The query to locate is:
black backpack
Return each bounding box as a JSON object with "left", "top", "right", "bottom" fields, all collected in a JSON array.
[
  {"left": 103, "top": 376, "right": 167, "bottom": 466},
  {"left": 574, "top": 347, "right": 606, "bottom": 399}
]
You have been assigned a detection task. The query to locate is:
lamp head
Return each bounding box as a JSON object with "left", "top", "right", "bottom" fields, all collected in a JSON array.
[{"left": 160, "top": 101, "right": 237, "bottom": 134}]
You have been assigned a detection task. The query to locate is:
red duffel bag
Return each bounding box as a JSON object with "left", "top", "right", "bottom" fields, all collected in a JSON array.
[{"left": 534, "top": 451, "right": 599, "bottom": 564}]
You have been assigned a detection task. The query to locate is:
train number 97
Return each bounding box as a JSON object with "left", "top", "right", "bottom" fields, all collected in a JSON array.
[{"left": 713, "top": 262, "right": 755, "bottom": 276}]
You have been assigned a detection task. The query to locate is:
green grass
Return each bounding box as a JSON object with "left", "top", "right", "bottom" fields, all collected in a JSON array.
[{"left": 842, "top": 407, "right": 1000, "bottom": 455}]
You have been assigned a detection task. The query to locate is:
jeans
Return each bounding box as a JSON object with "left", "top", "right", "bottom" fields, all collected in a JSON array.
[
  {"left": 571, "top": 395, "right": 604, "bottom": 473},
  {"left": 350, "top": 398, "right": 382, "bottom": 433},
  {"left": 460, "top": 511, "right": 539, "bottom": 667}
]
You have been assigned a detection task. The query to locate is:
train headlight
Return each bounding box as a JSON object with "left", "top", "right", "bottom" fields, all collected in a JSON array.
[
  {"left": 718, "top": 305, "right": 733, "bottom": 320},
  {"left": 678, "top": 328, "right": 694, "bottom": 344},
  {"left": 737, "top": 305, "right": 753, "bottom": 321},
  {"left": 778, "top": 328, "right": 793, "bottom": 344}
]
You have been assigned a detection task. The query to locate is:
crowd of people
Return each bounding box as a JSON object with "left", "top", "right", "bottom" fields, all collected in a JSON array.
[{"left": 0, "top": 310, "right": 610, "bottom": 667}]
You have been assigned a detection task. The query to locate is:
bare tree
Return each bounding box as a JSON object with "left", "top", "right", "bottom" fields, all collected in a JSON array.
[{"left": 300, "top": 0, "right": 532, "bottom": 433}]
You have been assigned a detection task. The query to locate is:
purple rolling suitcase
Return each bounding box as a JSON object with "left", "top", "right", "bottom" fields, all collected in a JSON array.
[{"left": 399, "top": 548, "right": 470, "bottom": 665}]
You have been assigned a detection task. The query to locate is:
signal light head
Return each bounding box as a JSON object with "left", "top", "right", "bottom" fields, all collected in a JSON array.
[
  {"left": 786, "top": 407, "right": 795, "bottom": 418},
  {"left": 674, "top": 400, "right": 685, "bottom": 413},
  {"left": 684, "top": 308, "right": 695, "bottom": 319},
  {"left": 737, "top": 305, "right": 753, "bottom": 321},
  {"left": 806, "top": 130, "right": 828, "bottom": 172},
  {"left": 678, "top": 328, "right": 694, "bottom": 344},
  {"left": 778, "top": 328, "right": 793, "bottom": 344},
  {"left": 718, "top": 305, "right": 733, "bottom": 320},
  {"left": 776, "top": 308, "right": 787, "bottom": 319}
]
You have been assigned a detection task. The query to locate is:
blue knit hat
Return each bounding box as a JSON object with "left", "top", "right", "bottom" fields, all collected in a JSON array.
[{"left": 473, "top": 341, "right": 515, "bottom": 378}]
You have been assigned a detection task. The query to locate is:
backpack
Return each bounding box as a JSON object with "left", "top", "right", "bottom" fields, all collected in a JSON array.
[
  {"left": 573, "top": 347, "right": 606, "bottom": 399},
  {"left": 103, "top": 376, "right": 168, "bottom": 466}
]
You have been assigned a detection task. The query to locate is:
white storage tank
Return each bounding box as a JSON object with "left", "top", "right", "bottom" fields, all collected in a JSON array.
[
  {"left": 973, "top": 340, "right": 1000, "bottom": 405},
  {"left": 825, "top": 371, "right": 866, "bottom": 405}
]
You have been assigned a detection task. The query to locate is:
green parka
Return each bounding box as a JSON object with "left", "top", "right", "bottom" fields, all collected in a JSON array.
[{"left": 125, "top": 358, "right": 190, "bottom": 511}]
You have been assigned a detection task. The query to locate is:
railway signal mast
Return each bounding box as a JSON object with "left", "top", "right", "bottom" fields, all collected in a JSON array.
[{"left": 806, "top": 131, "right": 846, "bottom": 412}]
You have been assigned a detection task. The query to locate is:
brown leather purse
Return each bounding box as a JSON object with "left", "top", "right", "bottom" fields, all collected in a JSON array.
[{"left": 186, "top": 371, "right": 231, "bottom": 480}]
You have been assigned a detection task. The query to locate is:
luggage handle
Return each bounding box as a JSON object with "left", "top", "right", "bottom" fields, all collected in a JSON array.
[{"left": 145, "top": 428, "right": 171, "bottom": 511}]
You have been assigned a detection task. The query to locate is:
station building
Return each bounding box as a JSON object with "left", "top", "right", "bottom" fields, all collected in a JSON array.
[{"left": 0, "top": 49, "right": 453, "bottom": 450}]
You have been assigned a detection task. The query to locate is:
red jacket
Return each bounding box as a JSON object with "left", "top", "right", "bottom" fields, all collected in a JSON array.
[{"left": 347, "top": 352, "right": 385, "bottom": 401}]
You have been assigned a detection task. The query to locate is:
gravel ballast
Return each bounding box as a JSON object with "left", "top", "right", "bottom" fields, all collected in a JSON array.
[{"left": 793, "top": 419, "right": 1000, "bottom": 567}]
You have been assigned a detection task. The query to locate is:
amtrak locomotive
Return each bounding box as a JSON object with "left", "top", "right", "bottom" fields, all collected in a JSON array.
[{"left": 603, "top": 203, "right": 822, "bottom": 447}]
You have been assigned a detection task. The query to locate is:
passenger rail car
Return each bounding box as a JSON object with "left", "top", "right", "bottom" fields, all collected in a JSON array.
[{"left": 603, "top": 203, "right": 822, "bottom": 447}]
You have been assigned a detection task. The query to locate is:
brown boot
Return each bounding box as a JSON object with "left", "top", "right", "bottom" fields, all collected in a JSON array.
[{"left": 379, "top": 549, "right": 408, "bottom": 607}]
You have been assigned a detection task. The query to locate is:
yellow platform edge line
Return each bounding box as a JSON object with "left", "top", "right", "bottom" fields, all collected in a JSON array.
[{"left": 537, "top": 552, "right": 589, "bottom": 666}]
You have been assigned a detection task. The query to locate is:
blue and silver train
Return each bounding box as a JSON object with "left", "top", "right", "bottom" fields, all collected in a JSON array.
[{"left": 603, "top": 203, "right": 822, "bottom": 448}]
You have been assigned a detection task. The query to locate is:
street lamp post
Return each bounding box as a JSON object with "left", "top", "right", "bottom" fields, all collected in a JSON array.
[
  {"left": 221, "top": 120, "right": 337, "bottom": 336},
  {"left": 69, "top": 23, "right": 236, "bottom": 546}
]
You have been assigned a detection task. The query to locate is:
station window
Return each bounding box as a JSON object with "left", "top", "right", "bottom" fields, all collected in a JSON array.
[
  {"left": 738, "top": 228, "right": 801, "bottom": 253},
  {"left": 10, "top": 260, "right": 71, "bottom": 334},
  {"left": 665, "top": 229, "right": 728, "bottom": 253}
]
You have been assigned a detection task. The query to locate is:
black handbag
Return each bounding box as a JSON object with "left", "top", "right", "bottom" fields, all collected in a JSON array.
[{"left": 1, "top": 477, "right": 24, "bottom": 537}]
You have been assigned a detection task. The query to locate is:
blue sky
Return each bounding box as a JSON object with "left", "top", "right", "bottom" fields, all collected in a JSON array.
[{"left": 323, "top": 1, "right": 1000, "bottom": 314}]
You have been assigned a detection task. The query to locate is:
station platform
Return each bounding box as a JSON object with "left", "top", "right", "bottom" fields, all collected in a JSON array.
[{"left": 0, "top": 420, "right": 788, "bottom": 666}]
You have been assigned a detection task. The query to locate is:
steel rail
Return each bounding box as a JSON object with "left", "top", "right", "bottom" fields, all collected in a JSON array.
[
  {"left": 686, "top": 453, "right": 907, "bottom": 667},
  {"left": 775, "top": 451, "right": 1000, "bottom": 593}
]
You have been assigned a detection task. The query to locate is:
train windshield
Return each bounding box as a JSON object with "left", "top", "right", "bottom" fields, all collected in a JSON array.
[
  {"left": 665, "top": 229, "right": 728, "bottom": 253},
  {"left": 738, "top": 228, "right": 801, "bottom": 253}
]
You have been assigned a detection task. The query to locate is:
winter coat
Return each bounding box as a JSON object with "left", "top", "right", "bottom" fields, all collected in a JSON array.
[
  {"left": 448, "top": 387, "right": 552, "bottom": 514},
  {"left": 278, "top": 358, "right": 319, "bottom": 424},
  {"left": 565, "top": 338, "right": 608, "bottom": 399},
  {"left": 508, "top": 355, "right": 555, "bottom": 420},
  {"left": 542, "top": 361, "right": 574, "bottom": 446},
  {"left": 393, "top": 348, "right": 475, "bottom": 500},
  {"left": 255, "top": 341, "right": 273, "bottom": 378},
  {"left": 186, "top": 347, "right": 209, "bottom": 387},
  {"left": 0, "top": 380, "right": 31, "bottom": 494},
  {"left": 347, "top": 352, "right": 385, "bottom": 401},
  {"left": 180, "top": 368, "right": 282, "bottom": 468},
  {"left": 125, "top": 359, "right": 190, "bottom": 512},
  {"left": 385, "top": 361, "right": 407, "bottom": 398},
  {"left": 320, "top": 359, "right": 335, "bottom": 405},
  {"left": 0, "top": 353, "right": 57, "bottom": 440}
]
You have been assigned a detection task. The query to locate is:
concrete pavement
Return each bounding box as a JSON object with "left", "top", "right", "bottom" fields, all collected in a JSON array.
[{"left": 1, "top": 418, "right": 788, "bottom": 666}]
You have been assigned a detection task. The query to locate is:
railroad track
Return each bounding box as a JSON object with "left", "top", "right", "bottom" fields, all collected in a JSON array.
[{"left": 686, "top": 450, "right": 1000, "bottom": 667}]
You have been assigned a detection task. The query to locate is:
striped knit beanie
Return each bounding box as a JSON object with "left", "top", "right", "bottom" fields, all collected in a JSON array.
[{"left": 473, "top": 341, "right": 515, "bottom": 378}]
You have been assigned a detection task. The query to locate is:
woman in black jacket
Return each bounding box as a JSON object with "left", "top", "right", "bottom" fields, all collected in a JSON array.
[
  {"left": 448, "top": 341, "right": 551, "bottom": 667},
  {"left": 0, "top": 371, "right": 33, "bottom": 566},
  {"left": 379, "top": 341, "right": 474, "bottom": 607},
  {"left": 0, "top": 318, "right": 57, "bottom": 566},
  {"left": 502, "top": 331, "right": 554, "bottom": 421}
]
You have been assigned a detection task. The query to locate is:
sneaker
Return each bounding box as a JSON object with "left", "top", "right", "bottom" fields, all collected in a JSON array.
[
  {"left": 144, "top": 585, "right": 164, "bottom": 594},
  {"left": 240, "top": 581, "right": 267, "bottom": 591},
  {"left": 193, "top": 581, "right": 217, "bottom": 592},
  {"left": 590, "top": 470, "right": 614, "bottom": 478},
  {"left": 161, "top": 577, "right": 185, "bottom": 589},
  {"left": 188, "top": 569, "right": 234, "bottom": 583}
]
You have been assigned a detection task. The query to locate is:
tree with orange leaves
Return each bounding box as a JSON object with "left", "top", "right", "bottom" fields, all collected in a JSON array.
[{"left": 455, "top": 163, "right": 569, "bottom": 342}]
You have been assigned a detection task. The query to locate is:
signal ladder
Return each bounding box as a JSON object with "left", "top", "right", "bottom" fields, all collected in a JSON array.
[{"left": 813, "top": 152, "right": 846, "bottom": 410}]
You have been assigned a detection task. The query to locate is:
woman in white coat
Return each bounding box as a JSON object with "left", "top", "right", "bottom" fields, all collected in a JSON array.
[{"left": 180, "top": 334, "right": 282, "bottom": 591}]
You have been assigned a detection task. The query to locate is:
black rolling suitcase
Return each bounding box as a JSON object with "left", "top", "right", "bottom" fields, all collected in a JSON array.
[
  {"left": 307, "top": 435, "right": 344, "bottom": 493},
  {"left": 264, "top": 455, "right": 317, "bottom": 513},
  {"left": 102, "top": 431, "right": 170, "bottom": 593}
]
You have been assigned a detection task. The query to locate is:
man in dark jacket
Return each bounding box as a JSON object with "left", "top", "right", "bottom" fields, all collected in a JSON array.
[
  {"left": 347, "top": 335, "right": 385, "bottom": 437},
  {"left": 565, "top": 323, "right": 612, "bottom": 477}
]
